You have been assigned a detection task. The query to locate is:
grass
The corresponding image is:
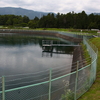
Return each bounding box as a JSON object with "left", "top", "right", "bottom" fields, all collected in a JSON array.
[
  {"left": 34, "top": 28, "right": 98, "bottom": 35},
  {"left": 78, "top": 37, "right": 100, "bottom": 100},
  {"left": 81, "top": 43, "right": 91, "bottom": 64}
]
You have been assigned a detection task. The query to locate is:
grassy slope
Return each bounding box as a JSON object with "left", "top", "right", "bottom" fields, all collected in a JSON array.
[{"left": 78, "top": 37, "right": 100, "bottom": 100}]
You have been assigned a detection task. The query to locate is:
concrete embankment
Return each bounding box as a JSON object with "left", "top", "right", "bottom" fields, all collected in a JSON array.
[
  {"left": 71, "top": 46, "right": 84, "bottom": 71},
  {"left": 0, "top": 29, "right": 82, "bottom": 43},
  {"left": 69, "top": 46, "right": 86, "bottom": 91}
]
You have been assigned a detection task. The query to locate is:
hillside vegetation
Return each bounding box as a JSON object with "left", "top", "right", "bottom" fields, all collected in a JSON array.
[{"left": 0, "top": 11, "right": 100, "bottom": 29}]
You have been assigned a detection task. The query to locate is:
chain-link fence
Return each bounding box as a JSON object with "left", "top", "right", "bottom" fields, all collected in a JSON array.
[{"left": 0, "top": 36, "right": 98, "bottom": 100}]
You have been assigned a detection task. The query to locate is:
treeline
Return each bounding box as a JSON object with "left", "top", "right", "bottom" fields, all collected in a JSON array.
[
  {"left": 0, "top": 11, "right": 100, "bottom": 29},
  {"left": 0, "top": 15, "right": 30, "bottom": 27}
]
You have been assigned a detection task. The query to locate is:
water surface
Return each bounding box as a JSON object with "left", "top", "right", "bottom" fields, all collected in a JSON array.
[{"left": 0, "top": 36, "right": 73, "bottom": 76}]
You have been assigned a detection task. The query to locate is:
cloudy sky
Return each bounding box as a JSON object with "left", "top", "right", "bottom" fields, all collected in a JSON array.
[{"left": 0, "top": 0, "right": 100, "bottom": 14}]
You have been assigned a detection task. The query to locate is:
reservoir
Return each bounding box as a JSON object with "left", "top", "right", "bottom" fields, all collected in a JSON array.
[
  {"left": 0, "top": 35, "right": 74, "bottom": 76},
  {"left": 0, "top": 34, "right": 75, "bottom": 100},
  {"left": 0, "top": 31, "right": 93, "bottom": 100}
]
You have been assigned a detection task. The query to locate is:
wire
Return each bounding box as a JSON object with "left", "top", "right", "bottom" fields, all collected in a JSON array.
[
  {"left": 5, "top": 69, "right": 49, "bottom": 78},
  {"left": 5, "top": 77, "right": 49, "bottom": 87},
  {"left": 5, "top": 73, "right": 49, "bottom": 83}
]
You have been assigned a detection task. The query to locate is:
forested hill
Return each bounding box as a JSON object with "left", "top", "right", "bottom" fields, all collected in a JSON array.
[
  {"left": 0, "top": 7, "right": 51, "bottom": 19},
  {"left": 0, "top": 10, "right": 100, "bottom": 29}
]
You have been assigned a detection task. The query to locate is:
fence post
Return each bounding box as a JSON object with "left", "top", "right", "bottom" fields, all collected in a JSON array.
[
  {"left": 74, "top": 61, "right": 79, "bottom": 100},
  {"left": 49, "top": 68, "right": 52, "bottom": 100},
  {"left": 2, "top": 76, "right": 5, "bottom": 100}
]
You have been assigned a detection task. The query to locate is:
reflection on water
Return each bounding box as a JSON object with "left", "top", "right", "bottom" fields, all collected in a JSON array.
[
  {"left": 42, "top": 46, "right": 73, "bottom": 57},
  {"left": 0, "top": 36, "right": 73, "bottom": 76}
]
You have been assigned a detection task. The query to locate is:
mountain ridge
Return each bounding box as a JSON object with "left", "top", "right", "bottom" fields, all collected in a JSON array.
[
  {"left": 0, "top": 7, "right": 54, "bottom": 19},
  {"left": 0, "top": 7, "right": 100, "bottom": 20}
]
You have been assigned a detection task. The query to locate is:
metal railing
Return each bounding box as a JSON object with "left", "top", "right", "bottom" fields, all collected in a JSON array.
[
  {"left": 42, "top": 40, "right": 80, "bottom": 47},
  {"left": 0, "top": 37, "right": 98, "bottom": 100},
  {"left": 42, "top": 40, "right": 53, "bottom": 46}
]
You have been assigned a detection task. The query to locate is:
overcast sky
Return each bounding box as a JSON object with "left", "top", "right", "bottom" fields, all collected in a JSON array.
[{"left": 0, "top": 0, "right": 100, "bottom": 14}]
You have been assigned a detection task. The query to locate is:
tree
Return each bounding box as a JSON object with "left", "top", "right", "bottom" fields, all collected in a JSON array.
[
  {"left": 39, "top": 13, "right": 56, "bottom": 28},
  {"left": 13, "top": 18, "right": 19, "bottom": 25},
  {"left": 65, "top": 12, "right": 74, "bottom": 28},
  {"left": 56, "top": 13, "right": 61, "bottom": 28},
  {"left": 0, "top": 15, "right": 8, "bottom": 25},
  {"left": 21, "top": 23, "right": 28, "bottom": 27},
  {"left": 81, "top": 11, "right": 88, "bottom": 29},
  {"left": 34, "top": 17, "right": 39, "bottom": 21},
  {"left": 75, "top": 11, "right": 88, "bottom": 29},
  {"left": 0, "top": 11, "right": 100, "bottom": 29},
  {"left": 88, "top": 22, "right": 98, "bottom": 29},
  {"left": 23, "top": 15, "right": 30, "bottom": 23},
  {"left": 28, "top": 20, "right": 37, "bottom": 28},
  {"left": 6, "top": 19, "right": 12, "bottom": 25}
]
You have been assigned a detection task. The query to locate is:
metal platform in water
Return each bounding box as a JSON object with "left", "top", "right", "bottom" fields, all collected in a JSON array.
[
  {"left": 42, "top": 40, "right": 80, "bottom": 47},
  {"left": 42, "top": 44, "right": 80, "bottom": 47}
]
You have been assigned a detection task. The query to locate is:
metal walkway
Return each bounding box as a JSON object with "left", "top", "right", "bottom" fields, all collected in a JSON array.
[
  {"left": 42, "top": 40, "right": 80, "bottom": 47},
  {"left": 42, "top": 44, "right": 80, "bottom": 46}
]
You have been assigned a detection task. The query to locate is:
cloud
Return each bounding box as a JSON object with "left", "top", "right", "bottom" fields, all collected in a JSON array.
[{"left": 0, "top": 0, "right": 100, "bottom": 13}]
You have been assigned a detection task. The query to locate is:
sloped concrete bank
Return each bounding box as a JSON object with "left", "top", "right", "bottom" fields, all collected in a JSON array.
[
  {"left": 69, "top": 46, "right": 85, "bottom": 91},
  {"left": 0, "top": 29, "right": 82, "bottom": 43},
  {"left": 71, "top": 46, "right": 84, "bottom": 71}
]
